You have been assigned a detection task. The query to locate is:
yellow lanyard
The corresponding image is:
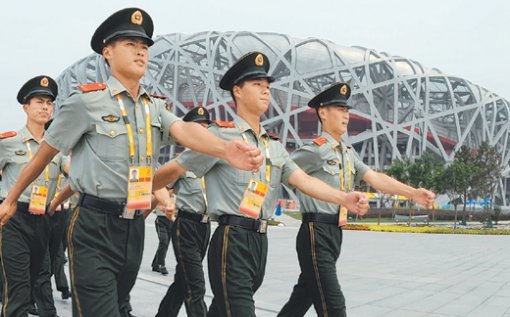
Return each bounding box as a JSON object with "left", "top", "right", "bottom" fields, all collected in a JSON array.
[
  {"left": 116, "top": 94, "right": 153, "bottom": 164},
  {"left": 201, "top": 177, "right": 208, "bottom": 210},
  {"left": 241, "top": 131, "right": 271, "bottom": 183},
  {"left": 26, "top": 141, "right": 50, "bottom": 184},
  {"left": 333, "top": 144, "right": 352, "bottom": 192}
]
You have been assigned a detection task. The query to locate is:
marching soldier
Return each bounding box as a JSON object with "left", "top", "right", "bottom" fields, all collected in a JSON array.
[
  {"left": 278, "top": 83, "right": 436, "bottom": 316},
  {"left": 153, "top": 51, "right": 369, "bottom": 317},
  {"left": 0, "top": 75, "right": 68, "bottom": 317},
  {"left": 156, "top": 106, "right": 212, "bottom": 317},
  {"left": 0, "top": 7, "right": 262, "bottom": 317},
  {"left": 150, "top": 186, "right": 175, "bottom": 276}
]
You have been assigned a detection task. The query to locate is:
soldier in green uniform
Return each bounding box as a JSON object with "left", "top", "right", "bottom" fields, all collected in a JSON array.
[
  {"left": 156, "top": 106, "right": 213, "bottom": 317},
  {"left": 153, "top": 51, "right": 369, "bottom": 317},
  {"left": 278, "top": 83, "right": 436, "bottom": 317},
  {"left": 0, "top": 8, "right": 262, "bottom": 317},
  {"left": 151, "top": 190, "right": 174, "bottom": 276},
  {"left": 0, "top": 75, "right": 68, "bottom": 317}
]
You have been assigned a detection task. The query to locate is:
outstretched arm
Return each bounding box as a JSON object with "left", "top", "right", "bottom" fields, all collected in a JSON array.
[
  {"left": 362, "top": 170, "right": 435, "bottom": 208},
  {"left": 153, "top": 161, "right": 187, "bottom": 191},
  {"left": 169, "top": 121, "right": 263, "bottom": 172},
  {"left": 0, "top": 142, "right": 59, "bottom": 224},
  {"left": 288, "top": 168, "right": 369, "bottom": 215}
]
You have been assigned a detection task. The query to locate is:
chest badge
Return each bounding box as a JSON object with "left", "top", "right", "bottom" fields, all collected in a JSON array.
[
  {"left": 102, "top": 115, "right": 120, "bottom": 123},
  {"left": 15, "top": 150, "right": 27, "bottom": 156}
]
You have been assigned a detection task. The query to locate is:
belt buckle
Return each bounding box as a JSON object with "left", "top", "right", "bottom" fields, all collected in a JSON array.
[
  {"left": 200, "top": 214, "right": 210, "bottom": 223},
  {"left": 257, "top": 219, "right": 268, "bottom": 233}
]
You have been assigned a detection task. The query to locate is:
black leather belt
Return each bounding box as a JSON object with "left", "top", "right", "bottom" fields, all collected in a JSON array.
[
  {"left": 178, "top": 209, "right": 210, "bottom": 223},
  {"left": 218, "top": 214, "right": 268, "bottom": 234},
  {"left": 78, "top": 193, "right": 142, "bottom": 218},
  {"left": 302, "top": 213, "right": 338, "bottom": 225}
]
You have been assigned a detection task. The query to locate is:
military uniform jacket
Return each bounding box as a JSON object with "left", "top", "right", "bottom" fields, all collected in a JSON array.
[
  {"left": 170, "top": 167, "right": 207, "bottom": 214},
  {"left": 177, "top": 115, "right": 298, "bottom": 220},
  {"left": 44, "top": 76, "right": 180, "bottom": 201},
  {"left": 291, "top": 132, "right": 370, "bottom": 215},
  {"left": 0, "top": 126, "right": 69, "bottom": 203}
]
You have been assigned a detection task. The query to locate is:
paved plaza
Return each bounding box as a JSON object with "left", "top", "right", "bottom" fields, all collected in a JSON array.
[{"left": 41, "top": 214, "right": 510, "bottom": 316}]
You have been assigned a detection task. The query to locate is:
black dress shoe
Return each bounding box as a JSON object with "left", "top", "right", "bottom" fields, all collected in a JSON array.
[
  {"left": 152, "top": 264, "right": 169, "bottom": 275},
  {"left": 159, "top": 266, "right": 169, "bottom": 275}
]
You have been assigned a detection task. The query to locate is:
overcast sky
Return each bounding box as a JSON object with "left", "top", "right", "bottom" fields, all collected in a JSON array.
[{"left": 1, "top": 0, "right": 509, "bottom": 131}]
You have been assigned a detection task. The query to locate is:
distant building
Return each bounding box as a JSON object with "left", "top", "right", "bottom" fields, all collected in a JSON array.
[{"left": 56, "top": 31, "right": 510, "bottom": 206}]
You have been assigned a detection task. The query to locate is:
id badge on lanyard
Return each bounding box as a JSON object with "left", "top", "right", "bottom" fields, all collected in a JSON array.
[
  {"left": 336, "top": 145, "right": 352, "bottom": 227},
  {"left": 29, "top": 184, "right": 49, "bottom": 215},
  {"left": 238, "top": 133, "right": 271, "bottom": 219},
  {"left": 126, "top": 165, "right": 153, "bottom": 212},
  {"left": 26, "top": 141, "right": 49, "bottom": 215},
  {"left": 239, "top": 179, "right": 269, "bottom": 219},
  {"left": 117, "top": 95, "right": 154, "bottom": 218}
]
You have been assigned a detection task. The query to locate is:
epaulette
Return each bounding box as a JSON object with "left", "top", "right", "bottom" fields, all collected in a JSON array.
[
  {"left": 150, "top": 93, "right": 168, "bottom": 100},
  {"left": 78, "top": 83, "right": 107, "bottom": 93},
  {"left": 0, "top": 131, "right": 17, "bottom": 139},
  {"left": 213, "top": 120, "right": 236, "bottom": 128},
  {"left": 313, "top": 137, "right": 327, "bottom": 146},
  {"left": 267, "top": 132, "right": 280, "bottom": 141}
]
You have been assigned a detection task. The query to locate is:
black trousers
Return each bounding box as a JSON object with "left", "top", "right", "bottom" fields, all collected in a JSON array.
[
  {"left": 152, "top": 216, "right": 174, "bottom": 268},
  {"left": 278, "top": 222, "right": 345, "bottom": 317},
  {"left": 0, "top": 209, "right": 53, "bottom": 317},
  {"left": 66, "top": 205, "right": 144, "bottom": 317},
  {"left": 156, "top": 215, "right": 210, "bottom": 317},
  {"left": 206, "top": 224, "right": 268, "bottom": 317}
]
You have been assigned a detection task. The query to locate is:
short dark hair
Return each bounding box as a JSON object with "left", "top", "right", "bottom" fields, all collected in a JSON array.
[{"left": 229, "top": 81, "right": 246, "bottom": 104}]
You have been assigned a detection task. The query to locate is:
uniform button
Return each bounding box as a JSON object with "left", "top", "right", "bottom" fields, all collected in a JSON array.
[
  {"left": 138, "top": 128, "right": 144, "bottom": 134},
  {"left": 140, "top": 156, "right": 145, "bottom": 162},
  {"left": 110, "top": 130, "right": 116, "bottom": 136}
]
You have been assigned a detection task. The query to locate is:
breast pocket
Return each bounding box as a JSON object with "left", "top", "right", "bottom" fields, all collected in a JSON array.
[
  {"left": 269, "top": 159, "right": 284, "bottom": 188},
  {"left": 321, "top": 161, "right": 341, "bottom": 188},
  {"left": 92, "top": 123, "right": 128, "bottom": 161},
  {"left": 12, "top": 151, "right": 29, "bottom": 165}
]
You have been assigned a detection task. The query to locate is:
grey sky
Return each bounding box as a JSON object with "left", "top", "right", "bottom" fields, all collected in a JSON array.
[{"left": 1, "top": 0, "right": 509, "bottom": 131}]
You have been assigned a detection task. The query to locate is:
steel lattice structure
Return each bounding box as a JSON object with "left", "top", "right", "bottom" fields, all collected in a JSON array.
[{"left": 56, "top": 31, "right": 510, "bottom": 206}]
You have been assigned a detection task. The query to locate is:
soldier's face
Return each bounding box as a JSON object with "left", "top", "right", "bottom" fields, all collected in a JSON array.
[
  {"left": 23, "top": 96, "right": 54, "bottom": 125},
  {"left": 321, "top": 105, "right": 350, "bottom": 136},
  {"left": 103, "top": 37, "right": 149, "bottom": 79},
  {"left": 234, "top": 78, "right": 271, "bottom": 115}
]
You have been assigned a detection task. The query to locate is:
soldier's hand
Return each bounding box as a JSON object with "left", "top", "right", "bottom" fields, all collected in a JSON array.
[
  {"left": 158, "top": 198, "right": 176, "bottom": 221},
  {"left": 344, "top": 191, "right": 369, "bottom": 216},
  {"left": 225, "top": 139, "right": 263, "bottom": 172},
  {"left": 0, "top": 200, "right": 17, "bottom": 225},
  {"left": 411, "top": 188, "right": 436, "bottom": 209}
]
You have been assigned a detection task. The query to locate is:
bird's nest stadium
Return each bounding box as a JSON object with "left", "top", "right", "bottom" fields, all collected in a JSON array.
[{"left": 55, "top": 31, "right": 510, "bottom": 207}]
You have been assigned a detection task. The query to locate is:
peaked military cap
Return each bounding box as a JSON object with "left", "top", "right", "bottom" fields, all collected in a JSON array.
[
  {"left": 17, "top": 75, "right": 58, "bottom": 104},
  {"left": 182, "top": 106, "right": 211, "bottom": 124},
  {"left": 91, "top": 7, "right": 154, "bottom": 54},
  {"left": 219, "top": 51, "right": 274, "bottom": 91},
  {"left": 308, "top": 83, "right": 352, "bottom": 109}
]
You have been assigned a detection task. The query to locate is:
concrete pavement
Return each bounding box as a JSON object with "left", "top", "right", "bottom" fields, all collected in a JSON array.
[{"left": 40, "top": 214, "right": 510, "bottom": 316}]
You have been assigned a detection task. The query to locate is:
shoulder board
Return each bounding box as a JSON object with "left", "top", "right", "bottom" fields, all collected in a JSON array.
[
  {"left": 213, "top": 120, "right": 236, "bottom": 128},
  {"left": 0, "top": 131, "right": 17, "bottom": 139},
  {"left": 267, "top": 132, "right": 280, "bottom": 141},
  {"left": 150, "top": 93, "right": 168, "bottom": 100},
  {"left": 313, "top": 137, "right": 327, "bottom": 146},
  {"left": 78, "top": 83, "right": 107, "bottom": 93}
]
